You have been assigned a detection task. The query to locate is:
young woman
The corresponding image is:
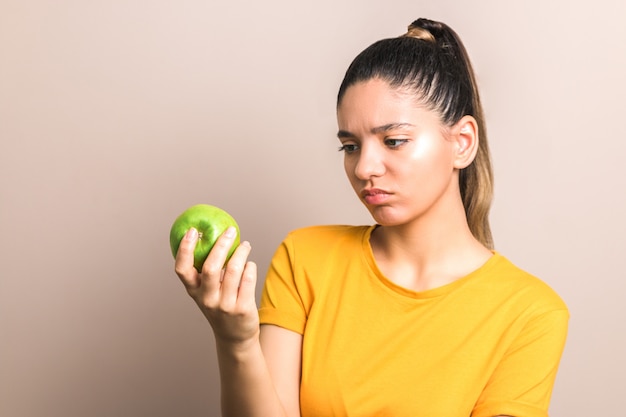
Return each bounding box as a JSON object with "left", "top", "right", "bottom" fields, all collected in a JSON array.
[{"left": 174, "top": 18, "right": 569, "bottom": 417}]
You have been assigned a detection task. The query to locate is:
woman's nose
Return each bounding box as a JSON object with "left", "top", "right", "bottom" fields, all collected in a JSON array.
[{"left": 353, "top": 144, "right": 385, "bottom": 180}]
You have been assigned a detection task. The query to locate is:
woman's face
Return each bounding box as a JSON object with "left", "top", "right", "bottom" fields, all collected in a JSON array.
[{"left": 336, "top": 78, "right": 461, "bottom": 227}]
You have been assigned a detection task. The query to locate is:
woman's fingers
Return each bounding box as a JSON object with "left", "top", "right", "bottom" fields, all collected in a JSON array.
[
  {"left": 201, "top": 226, "right": 239, "bottom": 295},
  {"left": 219, "top": 241, "right": 252, "bottom": 310},
  {"left": 237, "top": 260, "right": 258, "bottom": 309},
  {"left": 175, "top": 225, "right": 257, "bottom": 309},
  {"left": 173, "top": 226, "right": 259, "bottom": 344},
  {"left": 174, "top": 228, "right": 200, "bottom": 289}
]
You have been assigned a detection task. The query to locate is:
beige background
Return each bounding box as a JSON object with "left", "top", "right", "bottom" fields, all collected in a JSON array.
[{"left": 1, "top": 0, "right": 625, "bottom": 416}]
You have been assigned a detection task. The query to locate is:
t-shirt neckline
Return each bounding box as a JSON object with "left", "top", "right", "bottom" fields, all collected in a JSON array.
[{"left": 361, "top": 224, "right": 501, "bottom": 299}]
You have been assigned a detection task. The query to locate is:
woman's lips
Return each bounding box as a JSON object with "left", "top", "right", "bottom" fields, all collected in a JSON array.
[{"left": 361, "top": 188, "right": 391, "bottom": 205}]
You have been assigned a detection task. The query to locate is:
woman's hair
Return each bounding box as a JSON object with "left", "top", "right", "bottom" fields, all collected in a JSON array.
[{"left": 337, "top": 18, "right": 494, "bottom": 249}]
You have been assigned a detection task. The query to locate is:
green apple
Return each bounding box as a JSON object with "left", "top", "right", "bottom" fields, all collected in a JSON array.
[{"left": 169, "top": 204, "right": 240, "bottom": 272}]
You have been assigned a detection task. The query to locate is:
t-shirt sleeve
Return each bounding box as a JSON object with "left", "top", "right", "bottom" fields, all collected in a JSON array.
[
  {"left": 258, "top": 233, "right": 310, "bottom": 334},
  {"left": 472, "top": 308, "right": 569, "bottom": 417}
]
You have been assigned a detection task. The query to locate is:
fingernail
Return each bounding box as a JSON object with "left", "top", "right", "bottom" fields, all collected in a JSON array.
[
  {"left": 187, "top": 227, "right": 198, "bottom": 240},
  {"left": 242, "top": 240, "right": 251, "bottom": 248},
  {"left": 224, "top": 226, "right": 236, "bottom": 238}
]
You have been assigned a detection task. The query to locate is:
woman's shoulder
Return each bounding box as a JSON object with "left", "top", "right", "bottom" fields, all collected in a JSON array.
[
  {"left": 284, "top": 224, "right": 373, "bottom": 246},
  {"left": 484, "top": 252, "right": 569, "bottom": 314}
]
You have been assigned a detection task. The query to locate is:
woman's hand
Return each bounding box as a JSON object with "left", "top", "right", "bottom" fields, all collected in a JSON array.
[{"left": 174, "top": 226, "right": 259, "bottom": 348}]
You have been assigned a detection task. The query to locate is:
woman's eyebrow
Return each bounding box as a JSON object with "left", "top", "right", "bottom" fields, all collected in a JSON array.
[
  {"left": 337, "top": 123, "right": 415, "bottom": 139},
  {"left": 371, "top": 123, "right": 415, "bottom": 133},
  {"left": 337, "top": 130, "right": 355, "bottom": 139}
]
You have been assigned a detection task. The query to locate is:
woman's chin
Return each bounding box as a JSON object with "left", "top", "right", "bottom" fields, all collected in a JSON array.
[{"left": 368, "top": 210, "right": 406, "bottom": 227}]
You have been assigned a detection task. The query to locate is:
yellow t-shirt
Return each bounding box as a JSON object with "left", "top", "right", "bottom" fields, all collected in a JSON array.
[{"left": 259, "top": 225, "right": 569, "bottom": 417}]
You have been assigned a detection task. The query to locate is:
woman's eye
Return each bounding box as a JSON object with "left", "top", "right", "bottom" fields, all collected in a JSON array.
[
  {"left": 338, "top": 144, "right": 359, "bottom": 154},
  {"left": 385, "top": 138, "right": 408, "bottom": 148}
]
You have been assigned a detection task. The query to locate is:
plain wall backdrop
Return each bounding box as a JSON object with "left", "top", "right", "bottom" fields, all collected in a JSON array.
[{"left": 1, "top": 0, "right": 625, "bottom": 416}]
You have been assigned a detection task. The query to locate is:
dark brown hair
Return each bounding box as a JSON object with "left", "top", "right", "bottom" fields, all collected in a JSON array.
[{"left": 337, "top": 18, "right": 494, "bottom": 248}]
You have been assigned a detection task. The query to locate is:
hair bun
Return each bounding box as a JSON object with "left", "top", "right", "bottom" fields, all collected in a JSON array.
[
  {"left": 406, "top": 18, "right": 462, "bottom": 53},
  {"left": 404, "top": 25, "right": 436, "bottom": 42}
]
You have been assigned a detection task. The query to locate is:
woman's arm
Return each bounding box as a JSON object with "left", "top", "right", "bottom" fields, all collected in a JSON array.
[
  {"left": 472, "top": 309, "right": 569, "bottom": 417},
  {"left": 216, "top": 331, "right": 301, "bottom": 417},
  {"left": 175, "top": 228, "right": 301, "bottom": 417},
  {"left": 260, "top": 324, "right": 303, "bottom": 416},
  {"left": 215, "top": 324, "right": 302, "bottom": 417}
]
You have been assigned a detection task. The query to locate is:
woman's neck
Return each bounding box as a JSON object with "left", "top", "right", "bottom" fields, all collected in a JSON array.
[{"left": 369, "top": 207, "right": 492, "bottom": 292}]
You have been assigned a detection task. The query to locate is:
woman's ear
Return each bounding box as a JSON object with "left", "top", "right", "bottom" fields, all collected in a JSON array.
[{"left": 452, "top": 115, "right": 479, "bottom": 169}]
